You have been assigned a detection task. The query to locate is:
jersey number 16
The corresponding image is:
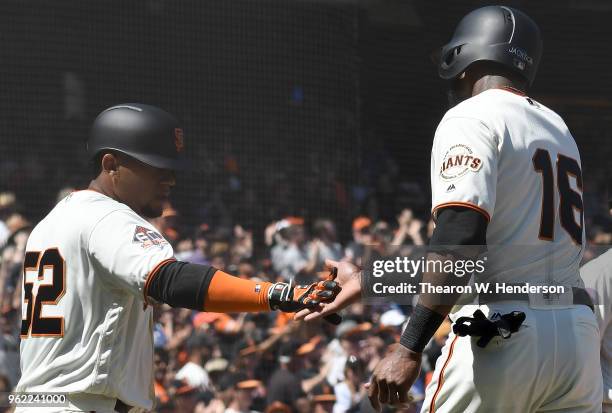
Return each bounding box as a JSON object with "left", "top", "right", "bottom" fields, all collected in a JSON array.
[{"left": 532, "top": 148, "right": 584, "bottom": 245}]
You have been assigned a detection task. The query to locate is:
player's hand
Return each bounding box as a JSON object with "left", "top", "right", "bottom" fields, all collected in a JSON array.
[
  {"left": 268, "top": 269, "right": 340, "bottom": 313},
  {"left": 366, "top": 343, "right": 421, "bottom": 412},
  {"left": 294, "top": 259, "right": 362, "bottom": 322}
]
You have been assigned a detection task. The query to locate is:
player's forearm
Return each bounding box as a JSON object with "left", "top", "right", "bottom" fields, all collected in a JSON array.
[
  {"left": 146, "top": 262, "right": 338, "bottom": 314},
  {"left": 417, "top": 248, "right": 480, "bottom": 314},
  {"left": 204, "top": 270, "right": 273, "bottom": 312},
  {"left": 399, "top": 207, "right": 488, "bottom": 352},
  {"left": 398, "top": 252, "right": 470, "bottom": 352},
  {"left": 146, "top": 261, "right": 274, "bottom": 312}
]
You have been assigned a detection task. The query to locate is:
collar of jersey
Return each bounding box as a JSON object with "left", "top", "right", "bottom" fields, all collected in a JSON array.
[{"left": 496, "top": 86, "right": 526, "bottom": 96}]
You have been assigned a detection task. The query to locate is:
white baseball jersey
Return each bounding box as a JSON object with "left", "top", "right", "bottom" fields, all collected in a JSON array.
[
  {"left": 17, "top": 190, "right": 174, "bottom": 411},
  {"left": 431, "top": 87, "right": 585, "bottom": 287},
  {"left": 581, "top": 250, "right": 612, "bottom": 411},
  {"left": 423, "top": 88, "right": 602, "bottom": 413}
]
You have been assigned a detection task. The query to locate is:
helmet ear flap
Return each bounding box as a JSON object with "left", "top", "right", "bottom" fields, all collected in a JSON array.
[{"left": 441, "top": 46, "right": 463, "bottom": 70}]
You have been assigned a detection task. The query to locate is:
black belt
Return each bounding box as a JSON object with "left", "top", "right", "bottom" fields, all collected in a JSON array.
[
  {"left": 479, "top": 286, "right": 594, "bottom": 312},
  {"left": 114, "top": 399, "right": 133, "bottom": 413}
]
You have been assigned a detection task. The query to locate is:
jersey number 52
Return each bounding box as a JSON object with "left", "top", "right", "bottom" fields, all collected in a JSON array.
[
  {"left": 21, "top": 248, "right": 66, "bottom": 338},
  {"left": 532, "top": 148, "right": 584, "bottom": 245}
]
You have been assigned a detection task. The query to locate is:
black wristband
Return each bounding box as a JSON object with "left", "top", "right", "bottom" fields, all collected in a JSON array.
[{"left": 400, "top": 304, "right": 446, "bottom": 353}]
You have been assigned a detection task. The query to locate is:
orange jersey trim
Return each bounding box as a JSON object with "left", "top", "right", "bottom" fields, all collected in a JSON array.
[
  {"left": 432, "top": 202, "right": 491, "bottom": 222},
  {"left": 143, "top": 258, "right": 177, "bottom": 306},
  {"left": 497, "top": 86, "right": 526, "bottom": 96},
  {"left": 430, "top": 335, "right": 459, "bottom": 413}
]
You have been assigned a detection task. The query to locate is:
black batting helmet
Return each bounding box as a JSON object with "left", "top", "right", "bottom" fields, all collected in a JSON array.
[
  {"left": 437, "top": 6, "right": 543, "bottom": 85},
  {"left": 87, "top": 103, "right": 189, "bottom": 170}
]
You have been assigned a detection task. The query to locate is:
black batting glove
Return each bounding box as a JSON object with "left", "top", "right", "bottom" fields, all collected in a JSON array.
[{"left": 268, "top": 268, "right": 340, "bottom": 312}]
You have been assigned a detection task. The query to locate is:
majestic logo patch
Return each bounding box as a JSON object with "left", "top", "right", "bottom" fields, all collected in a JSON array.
[
  {"left": 133, "top": 226, "right": 168, "bottom": 249},
  {"left": 446, "top": 184, "right": 456, "bottom": 193},
  {"left": 439, "top": 144, "right": 483, "bottom": 181},
  {"left": 174, "top": 128, "right": 184, "bottom": 153}
]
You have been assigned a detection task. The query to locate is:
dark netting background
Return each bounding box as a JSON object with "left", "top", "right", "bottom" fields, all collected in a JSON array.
[{"left": 1, "top": 0, "right": 611, "bottom": 245}]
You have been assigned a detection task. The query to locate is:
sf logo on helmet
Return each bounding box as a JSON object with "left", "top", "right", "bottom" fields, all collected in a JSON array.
[{"left": 174, "top": 128, "right": 184, "bottom": 153}]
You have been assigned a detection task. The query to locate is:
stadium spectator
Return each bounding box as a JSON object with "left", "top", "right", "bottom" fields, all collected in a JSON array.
[
  {"left": 270, "top": 217, "right": 311, "bottom": 283},
  {"left": 264, "top": 401, "right": 292, "bottom": 413},
  {"left": 0, "top": 315, "right": 19, "bottom": 388},
  {"left": 344, "top": 216, "right": 372, "bottom": 265},
  {"left": 312, "top": 393, "right": 336, "bottom": 413},
  {"left": 153, "top": 348, "right": 172, "bottom": 410},
  {"left": 175, "top": 334, "right": 213, "bottom": 391},
  {"left": 172, "top": 381, "right": 201, "bottom": 413},
  {"left": 226, "top": 375, "right": 263, "bottom": 413},
  {"left": 0, "top": 192, "right": 16, "bottom": 248},
  {"left": 307, "top": 219, "right": 343, "bottom": 273},
  {"left": 333, "top": 355, "right": 367, "bottom": 413},
  {"left": 266, "top": 341, "right": 305, "bottom": 409},
  {"left": 391, "top": 208, "right": 425, "bottom": 248},
  {"left": 0, "top": 374, "right": 11, "bottom": 413}
]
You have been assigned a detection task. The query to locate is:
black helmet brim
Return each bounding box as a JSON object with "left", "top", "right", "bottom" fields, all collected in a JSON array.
[{"left": 100, "top": 148, "right": 193, "bottom": 171}]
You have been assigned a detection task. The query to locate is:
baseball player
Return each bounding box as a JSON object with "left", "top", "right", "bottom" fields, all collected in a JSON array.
[
  {"left": 16, "top": 103, "right": 340, "bottom": 413},
  {"left": 298, "top": 6, "right": 603, "bottom": 412},
  {"left": 580, "top": 199, "right": 612, "bottom": 412}
]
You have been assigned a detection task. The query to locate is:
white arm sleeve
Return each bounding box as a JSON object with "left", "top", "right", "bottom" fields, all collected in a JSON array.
[
  {"left": 88, "top": 209, "right": 175, "bottom": 299},
  {"left": 431, "top": 116, "right": 500, "bottom": 221}
]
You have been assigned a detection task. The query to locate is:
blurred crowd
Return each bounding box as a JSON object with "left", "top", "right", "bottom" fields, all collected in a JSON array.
[{"left": 0, "top": 181, "right": 610, "bottom": 412}]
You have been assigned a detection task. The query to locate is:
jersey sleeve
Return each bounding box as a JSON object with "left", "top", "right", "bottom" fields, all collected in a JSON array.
[
  {"left": 88, "top": 209, "right": 175, "bottom": 300},
  {"left": 430, "top": 116, "right": 500, "bottom": 221}
]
